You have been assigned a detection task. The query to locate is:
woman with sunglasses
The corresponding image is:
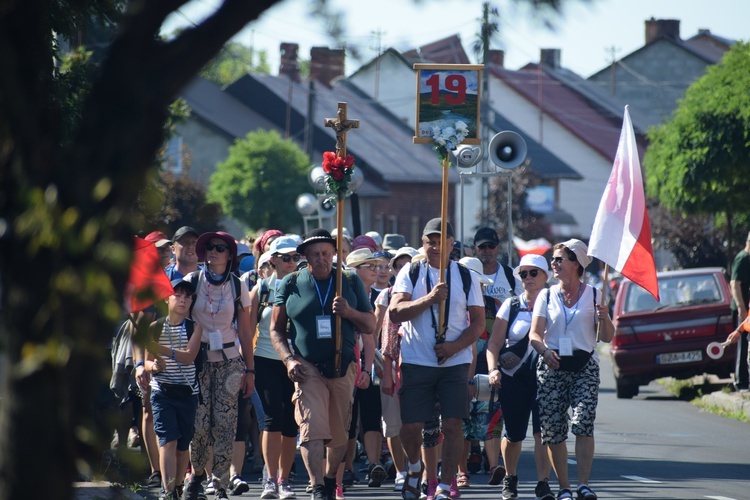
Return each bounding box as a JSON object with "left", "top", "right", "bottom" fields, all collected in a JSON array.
[
  {"left": 248, "top": 235, "right": 301, "bottom": 499},
  {"left": 184, "top": 231, "right": 254, "bottom": 500},
  {"left": 486, "top": 254, "right": 554, "bottom": 500},
  {"left": 528, "top": 240, "right": 614, "bottom": 500}
]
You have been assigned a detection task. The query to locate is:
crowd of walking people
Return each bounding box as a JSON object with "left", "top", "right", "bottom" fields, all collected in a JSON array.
[{"left": 113, "top": 221, "right": 614, "bottom": 500}]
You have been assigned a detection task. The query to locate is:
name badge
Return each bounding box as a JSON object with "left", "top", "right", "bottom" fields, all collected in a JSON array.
[
  {"left": 316, "top": 315, "right": 332, "bottom": 339},
  {"left": 209, "top": 331, "right": 223, "bottom": 351},
  {"left": 559, "top": 337, "right": 573, "bottom": 356}
]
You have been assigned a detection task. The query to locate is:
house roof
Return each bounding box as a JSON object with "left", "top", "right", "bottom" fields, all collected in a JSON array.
[
  {"left": 490, "top": 66, "right": 633, "bottom": 161},
  {"left": 224, "top": 73, "right": 453, "bottom": 186},
  {"left": 348, "top": 48, "right": 412, "bottom": 79},
  {"left": 402, "top": 34, "right": 471, "bottom": 65},
  {"left": 180, "top": 77, "right": 267, "bottom": 140}
]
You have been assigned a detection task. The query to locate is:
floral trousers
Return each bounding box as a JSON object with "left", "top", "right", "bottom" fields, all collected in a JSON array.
[
  {"left": 190, "top": 357, "right": 243, "bottom": 489},
  {"left": 536, "top": 357, "right": 599, "bottom": 445}
]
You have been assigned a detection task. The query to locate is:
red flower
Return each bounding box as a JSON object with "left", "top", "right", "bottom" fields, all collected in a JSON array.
[{"left": 331, "top": 167, "right": 344, "bottom": 181}]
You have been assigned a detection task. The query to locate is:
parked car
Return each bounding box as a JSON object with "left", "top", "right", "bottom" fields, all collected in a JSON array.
[{"left": 610, "top": 267, "right": 736, "bottom": 399}]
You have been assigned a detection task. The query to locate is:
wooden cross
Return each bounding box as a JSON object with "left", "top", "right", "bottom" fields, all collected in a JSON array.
[
  {"left": 324, "top": 102, "right": 360, "bottom": 377},
  {"left": 325, "top": 102, "right": 360, "bottom": 157}
]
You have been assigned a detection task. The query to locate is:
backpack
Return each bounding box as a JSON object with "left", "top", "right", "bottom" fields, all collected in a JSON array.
[
  {"left": 148, "top": 317, "right": 201, "bottom": 373},
  {"left": 187, "top": 270, "right": 243, "bottom": 323},
  {"left": 500, "top": 296, "right": 529, "bottom": 359},
  {"left": 408, "top": 260, "right": 473, "bottom": 299},
  {"left": 501, "top": 264, "right": 516, "bottom": 296},
  {"left": 110, "top": 317, "right": 134, "bottom": 400},
  {"left": 257, "top": 277, "right": 271, "bottom": 324}
]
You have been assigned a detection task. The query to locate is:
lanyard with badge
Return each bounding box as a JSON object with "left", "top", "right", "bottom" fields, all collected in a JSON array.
[
  {"left": 425, "top": 263, "right": 452, "bottom": 341},
  {"left": 556, "top": 283, "right": 581, "bottom": 356},
  {"left": 314, "top": 275, "right": 334, "bottom": 339}
]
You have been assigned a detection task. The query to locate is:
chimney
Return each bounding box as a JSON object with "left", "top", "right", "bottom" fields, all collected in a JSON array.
[
  {"left": 540, "top": 49, "right": 561, "bottom": 70},
  {"left": 645, "top": 18, "right": 680, "bottom": 44},
  {"left": 279, "top": 43, "right": 300, "bottom": 82},
  {"left": 487, "top": 49, "right": 504, "bottom": 68},
  {"left": 310, "top": 47, "right": 345, "bottom": 87}
]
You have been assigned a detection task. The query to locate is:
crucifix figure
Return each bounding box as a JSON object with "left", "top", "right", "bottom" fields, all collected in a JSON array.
[{"left": 325, "top": 102, "right": 360, "bottom": 157}]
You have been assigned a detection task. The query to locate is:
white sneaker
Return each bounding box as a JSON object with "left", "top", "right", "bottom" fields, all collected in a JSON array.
[
  {"left": 394, "top": 471, "right": 406, "bottom": 492},
  {"left": 260, "top": 477, "right": 279, "bottom": 499},
  {"left": 278, "top": 478, "right": 296, "bottom": 499}
]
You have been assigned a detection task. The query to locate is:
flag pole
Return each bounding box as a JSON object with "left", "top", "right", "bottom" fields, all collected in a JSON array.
[
  {"left": 437, "top": 155, "right": 450, "bottom": 351},
  {"left": 597, "top": 264, "right": 610, "bottom": 342}
]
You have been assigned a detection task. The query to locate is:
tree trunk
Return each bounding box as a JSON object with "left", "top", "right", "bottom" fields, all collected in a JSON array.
[{"left": 0, "top": 1, "right": 281, "bottom": 497}]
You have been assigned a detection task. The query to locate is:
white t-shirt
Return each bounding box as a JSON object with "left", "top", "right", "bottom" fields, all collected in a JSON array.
[
  {"left": 532, "top": 283, "right": 600, "bottom": 362},
  {"left": 496, "top": 295, "right": 536, "bottom": 376},
  {"left": 392, "top": 261, "right": 484, "bottom": 367},
  {"left": 483, "top": 263, "right": 523, "bottom": 304}
]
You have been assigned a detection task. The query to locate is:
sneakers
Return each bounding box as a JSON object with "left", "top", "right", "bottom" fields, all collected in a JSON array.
[
  {"left": 278, "top": 478, "right": 296, "bottom": 499},
  {"left": 450, "top": 478, "right": 461, "bottom": 498},
  {"left": 183, "top": 472, "right": 206, "bottom": 500},
  {"left": 502, "top": 475, "right": 519, "bottom": 499},
  {"left": 367, "top": 463, "right": 387, "bottom": 487},
  {"left": 488, "top": 465, "right": 506, "bottom": 485},
  {"left": 146, "top": 471, "right": 162, "bottom": 489},
  {"left": 204, "top": 476, "right": 216, "bottom": 496},
  {"left": 342, "top": 468, "right": 357, "bottom": 487},
  {"left": 335, "top": 483, "right": 345, "bottom": 500},
  {"left": 557, "top": 489, "right": 573, "bottom": 500},
  {"left": 214, "top": 489, "right": 229, "bottom": 500},
  {"left": 309, "top": 484, "right": 326, "bottom": 500},
  {"left": 394, "top": 471, "right": 406, "bottom": 492},
  {"left": 261, "top": 477, "right": 279, "bottom": 499},
  {"left": 576, "top": 484, "right": 598, "bottom": 500},
  {"left": 229, "top": 475, "right": 250, "bottom": 496},
  {"left": 535, "top": 479, "right": 555, "bottom": 500}
]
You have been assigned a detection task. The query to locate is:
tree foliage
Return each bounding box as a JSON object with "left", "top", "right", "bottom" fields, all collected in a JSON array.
[
  {"left": 208, "top": 129, "right": 310, "bottom": 232},
  {"left": 200, "top": 41, "right": 271, "bottom": 86},
  {"left": 644, "top": 41, "right": 750, "bottom": 258}
]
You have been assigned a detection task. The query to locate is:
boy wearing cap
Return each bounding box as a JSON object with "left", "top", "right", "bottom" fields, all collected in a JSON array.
[
  {"left": 390, "top": 218, "right": 485, "bottom": 500},
  {"left": 144, "top": 279, "right": 203, "bottom": 499}
]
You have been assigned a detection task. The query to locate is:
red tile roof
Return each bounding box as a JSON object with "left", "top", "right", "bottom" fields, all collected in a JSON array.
[{"left": 402, "top": 34, "right": 470, "bottom": 64}]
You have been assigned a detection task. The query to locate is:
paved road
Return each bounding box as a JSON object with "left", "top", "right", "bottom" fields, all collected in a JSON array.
[{"left": 131, "top": 350, "right": 749, "bottom": 500}]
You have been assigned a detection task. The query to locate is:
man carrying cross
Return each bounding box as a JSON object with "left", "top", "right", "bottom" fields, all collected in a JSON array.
[{"left": 389, "top": 218, "right": 485, "bottom": 500}]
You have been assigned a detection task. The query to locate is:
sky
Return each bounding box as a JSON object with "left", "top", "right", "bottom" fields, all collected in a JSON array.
[{"left": 162, "top": 0, "right": 748, "bottom": 78}]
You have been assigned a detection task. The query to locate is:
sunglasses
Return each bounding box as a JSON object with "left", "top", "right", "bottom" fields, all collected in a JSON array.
[
  {"left": 477, "top": 243, "right": 497, "bottom": 250},
  {"left": 276, "top": 253, "right": 301, "bottom": 263},
  {"left": 206, "top": 242, "right": 228, "bottom": 253},
  {"left": 551, "top": 256, "right": 577, "bottom": 264},
  {"left": 518, "top": 269, "right": 541, "bottom": 279},
  {"left": 358, "top": 264, "right": 383, "bottom": 271}
]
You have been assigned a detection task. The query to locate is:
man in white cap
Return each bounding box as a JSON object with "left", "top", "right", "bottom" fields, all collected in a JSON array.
[{"left": 390, "top": 218, "right": 485, "bottom": 500}]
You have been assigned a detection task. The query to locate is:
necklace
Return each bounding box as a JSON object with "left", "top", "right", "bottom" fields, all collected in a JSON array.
[{"left": 559, "top": 283, "right": 581, "bottom": 306}]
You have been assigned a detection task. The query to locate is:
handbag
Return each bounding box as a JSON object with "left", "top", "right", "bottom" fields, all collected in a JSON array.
[
  {"left": 554, "top": 349, "right": 593, "bottom": 372},
  {"left": 159, "top": 382, "right": 194, "bottom": 399},
  {"left": 499, "top": 333, "right": 530, "bottom": 370}
]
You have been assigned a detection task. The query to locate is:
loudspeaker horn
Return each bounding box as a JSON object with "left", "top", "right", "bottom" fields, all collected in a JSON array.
[
  {"left": 318, "top": 197, "right": 336, "bottom": 218},
  {"left": 488, "top": 131, "right": 527, "bottom": 170},
  {"left": 451, "top": 145, "right": 483, "bottom": 169}
]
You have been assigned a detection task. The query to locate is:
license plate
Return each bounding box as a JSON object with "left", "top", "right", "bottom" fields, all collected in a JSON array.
[{"left": 656, "top": 350, "right": 703, "bottom": 365}]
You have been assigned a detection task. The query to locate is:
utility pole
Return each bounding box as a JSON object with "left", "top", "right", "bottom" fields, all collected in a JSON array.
[
  {"left": 371, "top": 29, "right": 386, "bottom": 100},
  {"left": 606, "top": 45, "right": 620, "bottom": 96},
  {"left": 479, "top": 2, "right": 492, "bottom": 227}
]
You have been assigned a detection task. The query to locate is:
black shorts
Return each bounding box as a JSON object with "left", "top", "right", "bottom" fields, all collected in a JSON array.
[
  {"left": 399, "top": 363, "right": 470, "bottom": 424},
  {"left": 255, "top": 355, "right": 298, "bottom": 437}
]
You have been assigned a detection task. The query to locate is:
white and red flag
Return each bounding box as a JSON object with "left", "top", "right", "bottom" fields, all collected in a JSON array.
[
  {"left": 588, "top": 106, "right": 659, "bottom": 301},
  {"left": 513, "top": 236, "right": 552, "bottom": 257}
]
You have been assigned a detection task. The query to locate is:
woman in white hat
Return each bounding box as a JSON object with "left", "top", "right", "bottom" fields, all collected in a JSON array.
[
  {"left": 528, "top": 240, "right": 614, "bottom": 500},
  {"left": 486, "top": 253, "right": 554, "bottom": 499}
]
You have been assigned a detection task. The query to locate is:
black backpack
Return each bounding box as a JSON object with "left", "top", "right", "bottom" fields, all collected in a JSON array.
[
  {"left": 110, "top": 317, "right": 135, "bottom": 400},
  {"left": 407, "top": 260, "right": 473, "bottom": 299}
]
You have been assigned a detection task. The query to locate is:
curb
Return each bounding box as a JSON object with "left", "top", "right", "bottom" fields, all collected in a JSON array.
[
  {"left": 73, "top": 482, "right": 144, "bottom": 499},
  {"left": 701, "top": 391, "right": 750, "bottom": 419}
]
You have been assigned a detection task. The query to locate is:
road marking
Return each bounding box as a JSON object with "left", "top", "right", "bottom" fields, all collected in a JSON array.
[
  {"left": 621, "top": 475, "right": 662, "bottom": 483},
  {"left": 705, "top": 496, "right": 737, "bottom": 500},
  {"left": 567, "top": 458, "right": 577, "bottom": 464}
]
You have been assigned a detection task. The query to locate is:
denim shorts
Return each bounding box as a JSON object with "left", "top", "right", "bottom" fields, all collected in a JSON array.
[{"left": 151, "top": 389, "right": 198, "bottom": 450}]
